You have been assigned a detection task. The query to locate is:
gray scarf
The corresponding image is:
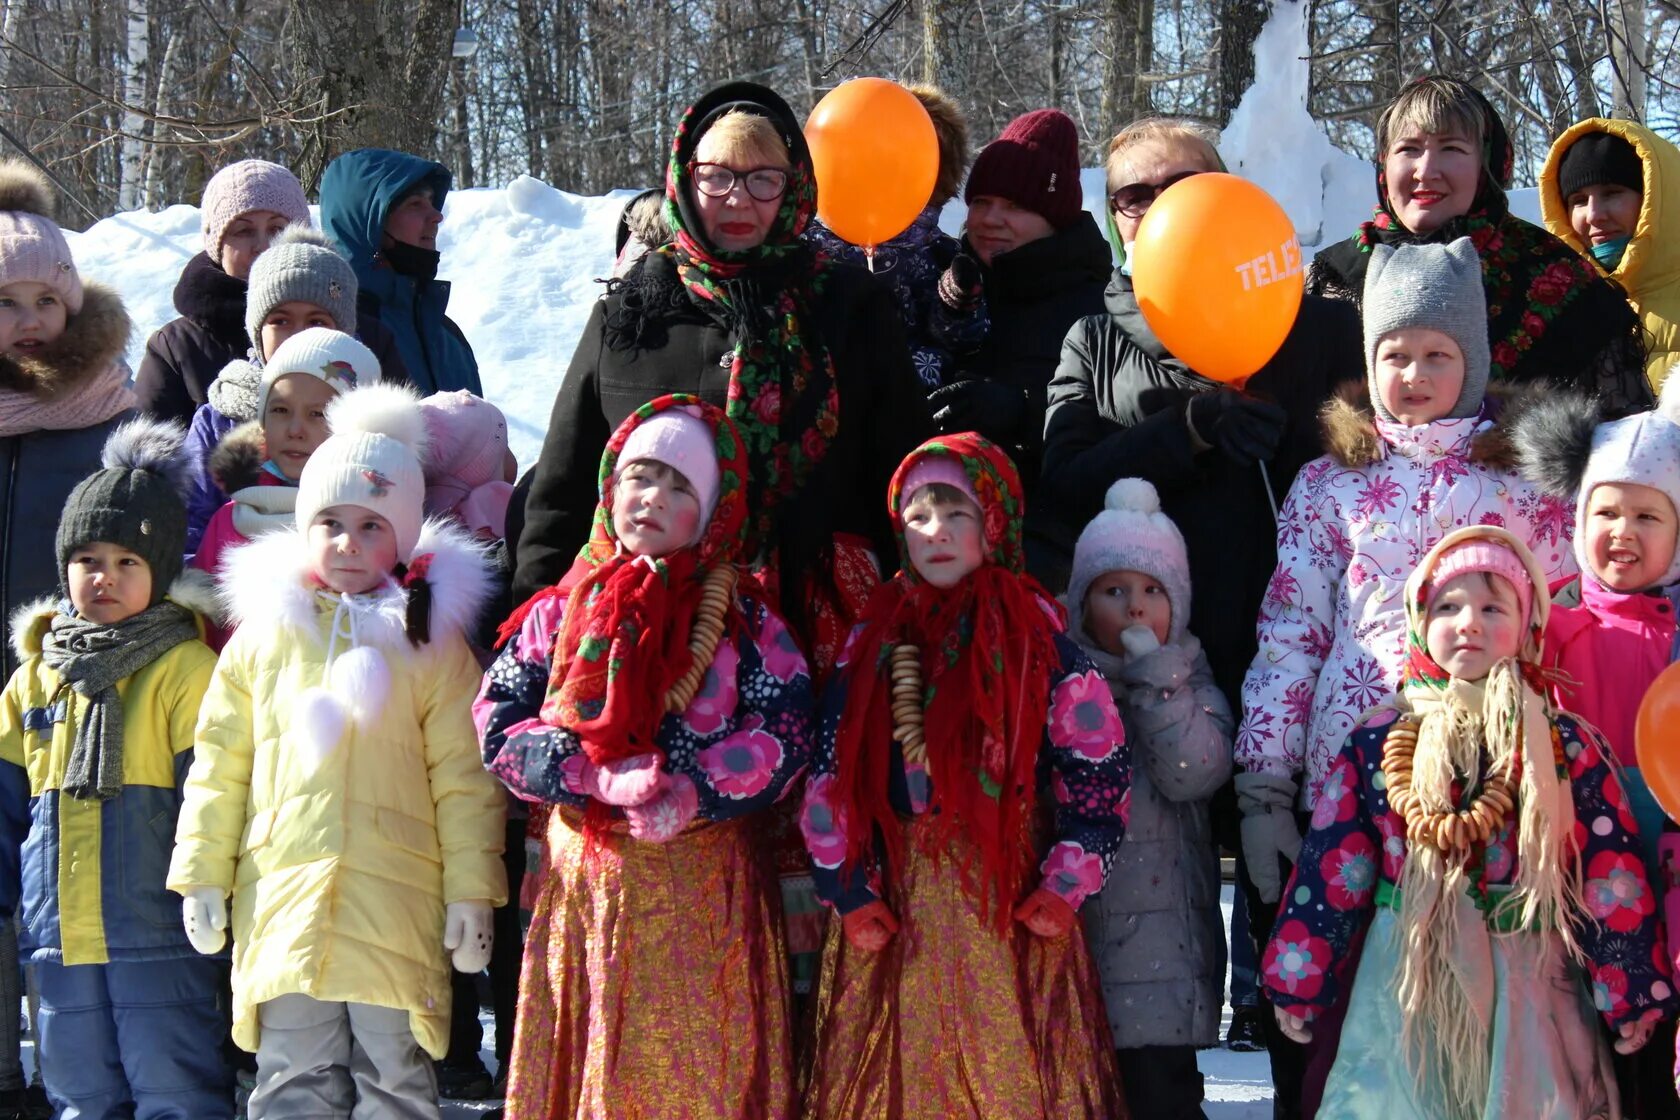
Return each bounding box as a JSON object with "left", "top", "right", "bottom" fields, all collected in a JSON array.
[
  {"left": 206, "top": 359, "right": 262, "bottom": 422},
  {"left": 41, "top": 601, "right": 199, "bottom": 800}
]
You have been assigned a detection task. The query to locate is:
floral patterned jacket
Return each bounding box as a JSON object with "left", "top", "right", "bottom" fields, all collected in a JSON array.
[
  {"left": 1261, "top": 707, "right": 1675, "bottom": 1031},
  {"left": 1236, "top": 386, "right": 1576, "bottom": 802},
  {"left": 474, "top": 589, "right": 813, "bottom": 821},
  {"left": 800, "top": 627, "right": 1131, "bottom": 915}
]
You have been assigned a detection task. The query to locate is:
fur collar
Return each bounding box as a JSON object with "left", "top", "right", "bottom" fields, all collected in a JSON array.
[
  {"left": 208, "top": 420, "right": 266, "bottom": 493},
  {"left": 1319, "top": 381, "right": 1533, "bottom": 469},
  {"left": 8, "top": 568, "right": 223, "bottom": 666},
  {"left": 0, "top": 282, "right": 132, "bottom": 396},
  {"left": 218, "top": 516, "right": 493, "bottom": 648}
]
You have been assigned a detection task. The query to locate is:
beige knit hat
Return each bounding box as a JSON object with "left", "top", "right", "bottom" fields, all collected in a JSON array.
[{"left": 296, "top": 384, "right": 429, "bottom": 561}]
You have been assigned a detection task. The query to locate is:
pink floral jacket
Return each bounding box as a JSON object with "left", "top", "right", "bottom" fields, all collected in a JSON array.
[
  {"left": 474, "top": 588, "right": 813, "bottom": 821},
  {"left": 1237, "top": 392, "right": 1575, "bottom": 803},
  {"left": 1263, "top": 706, "right": 1674, "bottom": 1031},
  {"left": 800, "top": 628, "right": 1131, "bottom": 915}
]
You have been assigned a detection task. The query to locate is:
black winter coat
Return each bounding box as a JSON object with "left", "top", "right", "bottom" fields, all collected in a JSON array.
[
  {"left": 134, "top": 252, "right": 411, "bottom": 425},
  {"left": 513, "top": 252, "right": 932, "bottom": 613},
  {"left": 1040, "top": 271, "right": 1362, "bottom": 712},
  {"left": 947, "top": 213, "right": 1112, "bottom": 487}
]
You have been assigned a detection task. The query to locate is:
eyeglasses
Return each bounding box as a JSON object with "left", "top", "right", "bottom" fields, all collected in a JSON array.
[
  {"left": 1109, "top": 170, "right": 1202, "bottom": 218},
  {"left": 690, "top": 163, "right": 790, "bottom": 202}
]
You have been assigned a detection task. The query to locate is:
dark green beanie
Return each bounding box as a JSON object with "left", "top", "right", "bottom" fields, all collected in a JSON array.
[{"left": 56, "top": 418, "right": 192, "bottom": 606}]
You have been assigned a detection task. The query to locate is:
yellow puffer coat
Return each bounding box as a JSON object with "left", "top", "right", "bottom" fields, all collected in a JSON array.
[
  {"left": 167, "top": 520, "right": 507, "bottom": 1058},
  {"left": 1541, "top": 118, "right": 1680, "bottom": 392}
]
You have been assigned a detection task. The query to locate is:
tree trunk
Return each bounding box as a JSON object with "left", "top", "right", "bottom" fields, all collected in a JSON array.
[
  {"left": 1608, "top": 0, "right": 1647, "bottom": 120},
  {"left": 1216, "top": 0, "right": 1269, "bottom": 124},
  {"left": 119, "top": 0, "right": 149, "bottom": 210},
  {"left": 1102, "top": 0, "right": 1153, "bottom": 129}
]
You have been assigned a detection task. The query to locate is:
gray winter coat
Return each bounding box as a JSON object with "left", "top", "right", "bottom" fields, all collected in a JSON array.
[{"left": 1079, "top": 633, "right": 1232, "bottom": 1050}]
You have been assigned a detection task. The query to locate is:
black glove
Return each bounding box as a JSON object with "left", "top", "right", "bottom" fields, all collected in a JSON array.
[
  {"left": 928, "top": 378, "right": 1024, "bottom": 439},
  {"left": 1187, "top": 389, "right": 1287, "bottom": 467},
  {"left": 937, "top": 253, "right": 984, "bottom": 312}
]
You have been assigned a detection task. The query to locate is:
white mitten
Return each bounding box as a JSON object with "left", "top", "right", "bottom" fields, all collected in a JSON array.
[
  {"left": 443, "top": 900, "right": 494, "bottom": 973},
  {"left": 1118, "top": 624, "right": 1162, "bottom": 660},
  {"left": 1275, "top": 1007, "right": 1312, "bottom": 1044},
  {"left": 181, "top": 887, "right": 228, "bottom": 955}
]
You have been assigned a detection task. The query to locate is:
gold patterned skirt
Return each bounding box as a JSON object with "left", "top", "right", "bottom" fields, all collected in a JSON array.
[
  {"left": 799, "top": 822, "right": 1126, "bottom": 1120},
  {"left": 505, "top": 809, "right": 795, "bottom": 1120}
]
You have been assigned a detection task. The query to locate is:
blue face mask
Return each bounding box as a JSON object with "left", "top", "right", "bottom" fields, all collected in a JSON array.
[{"left": 1590, "top": 237, "right": 1631, "bottom": 270}]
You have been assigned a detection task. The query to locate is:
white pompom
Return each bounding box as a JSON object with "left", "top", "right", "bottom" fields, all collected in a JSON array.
[
  {"left": 1105, "top": 477, "right": 1161, "bottom": 514},
  {"left": 330, "top": 646, "right": 391, "bottom": 725},
  {"left": 325, "top": 384, "right": 429, "bottom": 459},
  {"left": 295, "top": 686, "right": 347, "bottom": 773}
]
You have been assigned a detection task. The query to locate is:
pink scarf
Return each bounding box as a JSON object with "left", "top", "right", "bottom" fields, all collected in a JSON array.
[{"left": 0, "top": 360, "right": 134, "bottom": 438}]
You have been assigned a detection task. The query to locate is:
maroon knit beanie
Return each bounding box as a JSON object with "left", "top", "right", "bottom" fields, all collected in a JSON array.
[{"left": 963, "top": 109, "right": 1082, "bottom": 229}]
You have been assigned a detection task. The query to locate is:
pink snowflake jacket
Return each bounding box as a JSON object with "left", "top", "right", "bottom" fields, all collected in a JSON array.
[
  {"left": 1237, "top": 386, "right": 1576, "bottom": 802},
  {"left": 474, "top": 588, "right": 813, "bottom": 821},
  {"left": 799, "top": 626, "right": 1131, "bottom": 915},
  {"left": 1262, "top": 707, "right": 1675, "bottom": 1030}
]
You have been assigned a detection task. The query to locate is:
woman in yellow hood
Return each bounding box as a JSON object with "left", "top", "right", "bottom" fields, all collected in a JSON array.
[{"left": 1542, "top": 118, "right": 1680, "bottom": 392}]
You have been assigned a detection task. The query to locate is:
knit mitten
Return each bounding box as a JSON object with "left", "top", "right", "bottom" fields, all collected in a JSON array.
[
  {"left": 937, "top": 252, "right": 984, "bottom": 313},
  {"left": 1014, "top": 888, "right": 1076, "bottom": 938},
  {"left": 841, "top": 900, "right": 899, "bottom": 952}
]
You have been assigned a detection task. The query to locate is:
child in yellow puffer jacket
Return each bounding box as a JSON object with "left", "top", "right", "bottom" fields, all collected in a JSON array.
[{"left": 167, "top": 383, "right": 507, "bottom": 1120}]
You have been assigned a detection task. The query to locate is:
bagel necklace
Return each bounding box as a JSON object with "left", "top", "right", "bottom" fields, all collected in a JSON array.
[
  {"left": 663, "top": 565, "right": 737, "bottom": 712},
  {"left": 1380, "top": 715, "right": 1519, "bottom": 852},
  {"left": 888, "top": 641, "right": 927, "bottom": 767}
]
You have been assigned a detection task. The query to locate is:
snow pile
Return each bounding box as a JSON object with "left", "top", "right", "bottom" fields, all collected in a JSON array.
[{"left": 66, "top": 183, "right": 633, "bottom": 469}]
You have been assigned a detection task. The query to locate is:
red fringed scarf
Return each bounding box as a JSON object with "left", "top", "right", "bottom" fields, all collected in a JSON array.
[{"left": 828, "top": 434, "right": 1063, "bottom": 929}]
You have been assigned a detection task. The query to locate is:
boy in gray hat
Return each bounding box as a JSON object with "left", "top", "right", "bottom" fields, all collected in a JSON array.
[{"left": 0, "top": 418, "right": 230, "bottom": 1117}]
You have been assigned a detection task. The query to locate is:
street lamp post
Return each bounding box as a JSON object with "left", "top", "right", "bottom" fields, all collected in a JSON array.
[{"left": 450, "top": 27, "right": 480, "bottom": 188}]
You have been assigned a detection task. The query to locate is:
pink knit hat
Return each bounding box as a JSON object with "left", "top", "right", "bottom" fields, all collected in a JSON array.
[
  {"left": 0, "top": 161, "right": 82, "bottom": 314},
  {"left": 201, "top": 160, "right": 311, "bottom": 259},
  {"left": 418, "top": 390, "right": 513, "bottom": 534},
  {"left": 899, "top": 455, "right": 979, "bottom": 510},
  {"left": 616, "top": 406, "right": 720, "bottom": 526},
  {"left": 1425, "top": 537, "right": 1535, "bottom": 623}
]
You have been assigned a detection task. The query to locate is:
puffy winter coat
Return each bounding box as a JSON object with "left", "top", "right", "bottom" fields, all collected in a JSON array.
[
  {"left": 0, "top": 282, "right": 135, "bottom": 681},
  {"left": 1541, "top": 118, "right": 1680, "bottom": 393},
  {"left": 0, "top": 576, "right": 218, "bottom": 966},
  {"left": 319, "top": 150, "right": 480, "bottom": 396},
  {"left": 135, "top": 252, "right": 409, "bottom": 427},
  {"left": 1078, "top": 635, "right": 1231, "bottom": 1051},
  {"left": 167, "top": 521, "right": 507, "bottom": 1058},
  {"left": 1545, "top": 574, "right": 1680, "bottom": 769},
  {"left": 1040, "top": 271, "right": 1362, "bottom": 704},
  {"left": 1236, "top": 386, "right": 1577, "bottom": 802}
]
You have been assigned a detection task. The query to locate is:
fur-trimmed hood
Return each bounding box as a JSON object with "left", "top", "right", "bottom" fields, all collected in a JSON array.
[
  {"left": 1319, "top": 380, "right": 1537, "bottom": 469},
  {"left": 218, "top": 515, "right": 492, "bottom": 647},
  {"left": 208, "top": 420, "right": 266, "bottom": 493},
  {"left": 0, "top": 281, "right": 132, "bottom": 396},
  {"left": 7, "top": 567, "right": 223, "bottom": 666}
]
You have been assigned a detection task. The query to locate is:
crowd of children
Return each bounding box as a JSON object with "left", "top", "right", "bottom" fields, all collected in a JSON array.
[{"left": 10, "top": 72, "right": 1680, "bottom": 1120}]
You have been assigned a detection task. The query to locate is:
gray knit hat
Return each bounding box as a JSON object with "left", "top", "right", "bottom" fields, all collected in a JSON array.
[
  {"left": 1361, "top": 237, "right": 1490, "bottom": 422},
  {"left": 56, "top": 419, "right": 194, "bottom": 607},
  {"left": 245, "top": 225, "right": 358, "bottom": 351},
  {"left": 1067, "top": 478, "right": 1192, "bottom": 646}
]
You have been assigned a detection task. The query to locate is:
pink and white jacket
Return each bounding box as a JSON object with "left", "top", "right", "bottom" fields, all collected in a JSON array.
[{"left": 1236, "top": 386, "right": 1576, "bottom": 802}]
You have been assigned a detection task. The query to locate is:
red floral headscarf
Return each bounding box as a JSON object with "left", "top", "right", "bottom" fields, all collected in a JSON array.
[{"left": 830, "top": 433, "right": 1065, "bottom": 927}]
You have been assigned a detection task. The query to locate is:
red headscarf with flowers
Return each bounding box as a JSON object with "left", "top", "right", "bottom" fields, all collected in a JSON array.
[
  {"left": 829, "top": 433, "right": 1064, "bottom": 927},
  {"left": 500, "top": 394, "right": 750, "bottom": 776}
]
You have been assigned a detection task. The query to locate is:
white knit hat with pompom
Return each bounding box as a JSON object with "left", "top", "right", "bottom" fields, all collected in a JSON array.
[
  {"left": 1066, "top": 477, "right": 1193, "bottom": 645},
  {"left": 295, "top": 383, "right": 429, "bottom": 561}
]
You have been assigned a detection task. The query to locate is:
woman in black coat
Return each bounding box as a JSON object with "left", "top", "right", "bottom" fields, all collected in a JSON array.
[{"left": 514, "top": 82, "right": 930, "bottom": 678}]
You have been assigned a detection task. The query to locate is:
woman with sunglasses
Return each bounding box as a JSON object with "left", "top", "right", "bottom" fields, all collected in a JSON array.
[
  {"left": 515, "top": 82, "right": 929, "bottom": 681},
  {"left": 1040, "top": 118, "right": 1359, "bottom": 1120},
  {"left": 1310, "top": 75, "right": 1651, "bottom": 417}
]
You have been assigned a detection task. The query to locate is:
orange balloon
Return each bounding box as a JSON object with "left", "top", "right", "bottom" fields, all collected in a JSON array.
[
  {"left": 1636, "top": 659, "right": 1680, "bottom": 820},
  {"left": 1131, "top": 173, "right": 1304, "bottom": 384},
  {"left": 805, "top": 79, "right": 939, "bottom": 249}
]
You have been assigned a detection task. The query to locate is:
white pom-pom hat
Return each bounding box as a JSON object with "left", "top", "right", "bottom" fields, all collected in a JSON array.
[
  {"left": 296, "top": 383, "right": 429, "bottom": 561},
  {"left": 1066, "top": 477, "right": 1193, "bottom": 645}
]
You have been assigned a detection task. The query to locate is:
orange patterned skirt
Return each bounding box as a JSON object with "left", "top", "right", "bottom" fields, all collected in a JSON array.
[
  {"left": 505, "top": 810, "right": 794, "bottom": 1120},
  {"left": 799, "top": 823, "right": 1126, "bottom": 1120}
]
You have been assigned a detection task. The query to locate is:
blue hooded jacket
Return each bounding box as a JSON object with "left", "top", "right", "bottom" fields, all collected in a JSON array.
[{"left": 320, "top": 149, "right": 481, "bottom": 396}]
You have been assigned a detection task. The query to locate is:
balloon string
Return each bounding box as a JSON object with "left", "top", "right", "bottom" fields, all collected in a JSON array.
[{"left": 1258, "top": 461, "right": 1279, "bottom": 525}]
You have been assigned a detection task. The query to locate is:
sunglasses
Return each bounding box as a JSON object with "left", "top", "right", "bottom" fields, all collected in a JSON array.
[
  {"left": 690, "top": 163, "right": 790, "bottom": 202},
  {"left": 1109, "top": 170, "right": 1202, "bottom": 218}
]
